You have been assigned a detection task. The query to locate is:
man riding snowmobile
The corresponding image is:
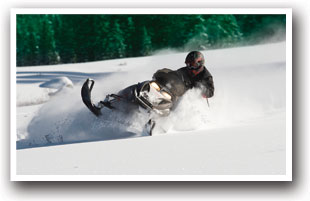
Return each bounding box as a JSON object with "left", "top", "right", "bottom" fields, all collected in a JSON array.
[{"left": 81, "top": 51, "right": 214, "bottom": 135}]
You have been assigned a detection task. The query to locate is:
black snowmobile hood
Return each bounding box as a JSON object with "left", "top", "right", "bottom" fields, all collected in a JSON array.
[{"left": 153, "top": 68, "right": 187, "bottom": 97}]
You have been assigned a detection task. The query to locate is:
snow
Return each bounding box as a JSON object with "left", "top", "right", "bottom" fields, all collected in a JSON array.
[{"left": 14, "top": 42, "right": 289, "bottom": 179}]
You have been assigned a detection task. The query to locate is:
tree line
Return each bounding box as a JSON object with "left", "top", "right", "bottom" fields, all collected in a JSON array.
[{"left": 16, "top": 14, "right": 286, "bottom": 66}]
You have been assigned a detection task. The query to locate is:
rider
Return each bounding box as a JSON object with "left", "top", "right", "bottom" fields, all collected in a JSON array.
[{"left": 176, "top": 51, "right": 215, "bottom": 98}]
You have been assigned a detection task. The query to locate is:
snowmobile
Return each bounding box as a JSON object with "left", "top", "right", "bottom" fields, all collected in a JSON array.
[{"left": 81, "top": 68, "right": 187, "bottom": 135}]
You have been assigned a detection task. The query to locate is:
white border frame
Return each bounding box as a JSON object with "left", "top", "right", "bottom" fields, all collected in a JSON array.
[{"left": 10, "top": 8, "right": 292, "bottom": 181}]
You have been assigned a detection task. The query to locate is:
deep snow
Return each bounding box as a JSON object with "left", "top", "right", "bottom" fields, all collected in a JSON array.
[{"left": 14, "top": 42, "right": 289, "bottom": 177}]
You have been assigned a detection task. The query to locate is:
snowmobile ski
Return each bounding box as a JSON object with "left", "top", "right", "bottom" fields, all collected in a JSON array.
[
  {"left": 81, "top": 78, "right": 102, "bottom": 116},
  {"left": 144, "top": 119, "right": 156, "bottom": 136}
]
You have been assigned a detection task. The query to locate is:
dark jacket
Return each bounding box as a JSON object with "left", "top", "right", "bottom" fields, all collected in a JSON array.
[{"left": 176, "top": 66, "right": 214, "bottom": 98}]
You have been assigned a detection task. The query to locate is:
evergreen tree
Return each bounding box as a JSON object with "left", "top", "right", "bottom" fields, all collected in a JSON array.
[
  {"left": 38, "top": 15, "right": 58, "bottom": 65},
  {"left": 123, "top": 16, "right": 136, "bottom": 57},
  {"left": 235, "top": 15, "right": 286, "bottom": 44},
  {"left": 73, "top": 15, "right": 94, "bottom": 62},
  {"left": 53, "top": 15, "right": 76, "bottom": 63},
  {"left": 17, "top": 15, "right": 40, "bottom": 66},
  {"left": 185, "top": 15, "right": 211, "bottom": 50},
  {"left": 140, "top": 26, "right": 152, "bottom": 55},
  {"left": 104, "top": 19, "right": 126, "bottom": 58},
  {"left": 204, "top": 15, "right": 243, "bottom": 48}
]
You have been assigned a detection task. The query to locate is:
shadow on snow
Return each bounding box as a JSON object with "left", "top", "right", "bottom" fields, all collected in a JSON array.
[{"left": 16, "top": 71, "right": 115, "bottom": 86}]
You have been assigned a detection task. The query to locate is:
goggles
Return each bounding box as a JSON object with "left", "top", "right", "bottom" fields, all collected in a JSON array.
[{"left": 186, "top": 60, "right": 204, "bottom": 70}]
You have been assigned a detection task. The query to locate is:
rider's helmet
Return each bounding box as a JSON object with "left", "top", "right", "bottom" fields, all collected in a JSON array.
[{"left": 185, "top": 51, "right": 205, "bottom": 70}]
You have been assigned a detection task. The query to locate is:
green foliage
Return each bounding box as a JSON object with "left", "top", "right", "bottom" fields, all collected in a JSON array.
[
  {"left": 235, "top": 15, "right": 286, "bottom": 44},
  {"left": 38, "top": 15, "right": 59, "bottom": 65},
  {"left": 16, "top": 14, "right": 286, "bottom": 66},
  {"left": 104, "top": 18, "right": 126, "bottom": 58},
  {"left": 17, "top": 15, "right": 40, "bottom": 66},
  {"left": 140, "top": 26, "right": 152, "bottom": 55}
]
